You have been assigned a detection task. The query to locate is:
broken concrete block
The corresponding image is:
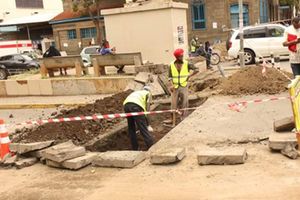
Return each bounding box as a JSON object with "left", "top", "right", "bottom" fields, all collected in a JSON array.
[
  {"left": 10, "top": 140, "right": 54, "bottom": 154},
  {"left": 46, "top": 159, "right": 62, "bottom": 168},
  {"left": 15, "top": 157, "right": 38, "bottom": 169},
  {"left": 124, "top": 80, "right": 144, "bottom": 91},
  {"left": 268, "top": 133, "right": 298, "bottom": 150},
  {"left": 281, "top": 143, "right": 298, "bottom": 159},
  {"left": 197, "top": 148, "right": 248, "bottom": 165},
  {"left": 93, "top": 151, "right": 146, "bottom": 168},
  {"left": 273, "top": 117, "right": 295, "bottom": 132},
  {"left": 134, "top": 72, "right": 152, "bottom": 83},
  {"left": 150, "top": 148, "right": 186, "bottom": 165},
  {"left": 149, "top": 75, "right": 165, "bottom": 96},
  {"left": 62, "top": 152, "right": 98, "bottom": 170},
  {"left": 2, "top": 155, "right": 18, "bottom": 167},
  {"left": 40, "top": 141, "right": 86, "bottom": 163}
]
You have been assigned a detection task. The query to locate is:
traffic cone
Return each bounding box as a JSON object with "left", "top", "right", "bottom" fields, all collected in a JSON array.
[{"left": 0, "top": 119, "right": 11, "bottom": 159}]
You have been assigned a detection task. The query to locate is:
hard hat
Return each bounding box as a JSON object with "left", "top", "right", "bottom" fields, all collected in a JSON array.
[
  {"left": 173, "top": 48, "right": 184, "bottom": 58},
  {"left": 143, "top": 86, "right": 151, "bottom": 91}
]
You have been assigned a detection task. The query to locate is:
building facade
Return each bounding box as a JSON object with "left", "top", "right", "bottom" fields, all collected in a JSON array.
[
  {"left": 176, "top": 0, "right": 280, "bottom": 43},
  {"left": 0, "top": 0, "right": 63, "bottom": 22},
  {"left": 50, "top": 0, "right": 125, "bottom": 55}
]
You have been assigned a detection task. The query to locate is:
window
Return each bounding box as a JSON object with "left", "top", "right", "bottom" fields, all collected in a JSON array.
[
  {"left": 268, "top": 27, "right": 284, "bottom": 37},
  {"left": 15, "top": 0, "right": 44, "bottom": 8},
  {"left": 260, "top": 0, "right": 269, "bottom": 23},
  {"left": 67, "top": 29, "right": 77, "bottom": 40},
  {"left": 191, "top": 1, "right": 206, "bottom": 30},
  {"left": 236, "top": 28, "right": 267, "bottom": 39},
  {"left": 230, "top": 4, "right": 249, "bottom": 28},
  {"left": 0, "top": 56, "right": 12, "bottom": 61},
  {"left": 80, "top": 28, "right": 97, "bottom": 39}
]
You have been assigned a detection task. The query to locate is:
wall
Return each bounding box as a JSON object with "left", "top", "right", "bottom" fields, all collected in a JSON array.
[
  {"left": 102, "top": 2, "right": 189, "bottom": 64},
  {"left": 0, "top": 0, "right": 63, "bottom": 21},
  {"left": 52, "top": 20, "right": 105, "bottom": 55},
  {"left": 0, "top": 76, "right": 133, "bottom": 97}
]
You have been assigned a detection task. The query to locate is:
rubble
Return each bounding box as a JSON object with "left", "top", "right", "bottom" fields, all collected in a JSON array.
[
  {"left": 150, "top": 148, "right": 186, "bottom": 165},
  {"left": 62, "top": 153, "right": 98, "bottom": 170},
  {"left": 273, "top": 116, "right": 295, "bottom": 132},
  {"left": 15, "top": 157, "right": 38, "bottom": 169},
  {"left": 268, "top": 133, "right": 298, "bottom": 151},
  {"left": 10, "top": 140, "right": 54, "bottom": 154},
  {"left": 93, "top": 151, "right": 146, "bottom": 168},
  {"left": 40, "top": 141, "right": 86, "bottom": 163},
  {"left": 281, "top": 143, "right": 298, "bottom": 159},
  {"left": 197, "top": 148, "right": 248, "bottom": 165}
]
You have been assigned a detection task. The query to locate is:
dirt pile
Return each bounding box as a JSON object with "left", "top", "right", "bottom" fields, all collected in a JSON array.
[
  {"left": 12, "top": 91, "right": 132, "bottom": 145},
  {"left": 220, "top": 66, "right": 292, "bottom": 95}
]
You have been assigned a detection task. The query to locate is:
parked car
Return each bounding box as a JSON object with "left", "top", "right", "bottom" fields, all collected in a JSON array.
[
  {"left": 80, "top": 46, "right": 99, "bottom": 67},
  {"left": 0, "top": 54, "right": 40, "bottom": 80},
  {"left": 227, "top": 24, "right": 289, "bottom": 65}
]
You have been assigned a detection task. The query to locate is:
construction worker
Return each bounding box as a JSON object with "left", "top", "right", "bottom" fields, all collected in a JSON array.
[
  {"left": 169, "top": 48, "right": 199, "bottom": 119},
  {"left": 123, "top": 86, "right": 154, "bottom": 150},
  {"left": 190, "top": 36, "right": 199, "bottom": 53}
]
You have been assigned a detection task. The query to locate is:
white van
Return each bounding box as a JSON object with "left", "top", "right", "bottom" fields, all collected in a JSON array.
[{"left": 227, "top": 24, "right": 289, "bottom": 64}]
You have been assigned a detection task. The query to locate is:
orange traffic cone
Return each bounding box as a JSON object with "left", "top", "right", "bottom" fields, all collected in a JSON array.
[{"left": 0, "top": 119, "right": 11, "bottom": 159}]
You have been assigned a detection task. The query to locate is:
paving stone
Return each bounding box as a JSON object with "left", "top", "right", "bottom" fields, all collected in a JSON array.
[
  {"left": 197, "top": 148, "right": 248, "bottom": 165},
  {"left": 150, "top": 148, "right": 186, "bottom": 165},
  {"left": 15, "top": 157, "right": 38, "bottom": 169},
  {"left": 273, "top": 116, "right": 295, "bottom": 132},
  {"left": 93, "top": 151, "right": 146, "bottom": 168},
  {"left": 40, "top": 141, "right": 86, "bottom": 163},
  {"left": 10, "top": 140, "right": 54, "bottom": 154},
  {"left": 268, "top": 133, "right": 298, "bottom": 150},
  {"left": 62, "top": 152, "right": 98, "bottom": 170},
  {"left": 149, "top": 75, "right": 165, "bottom": 97},
  {"left": 134, "top": 72, "right": 152, "bottom": 83}
]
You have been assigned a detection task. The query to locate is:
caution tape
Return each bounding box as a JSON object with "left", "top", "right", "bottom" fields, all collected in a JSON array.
[{"left": 13, "top": 96, "right": 292, "bottom": 126}]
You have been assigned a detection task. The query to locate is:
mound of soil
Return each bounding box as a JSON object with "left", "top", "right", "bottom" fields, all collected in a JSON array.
[
  {"left": 220, "top": 66, "right": 292, "bottom": 95},
  {"left": 12, "top": 90, "right": 132, "bottom": 145}
]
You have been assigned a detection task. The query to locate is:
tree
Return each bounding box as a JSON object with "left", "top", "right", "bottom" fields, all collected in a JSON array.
[
  {"left": 280, "top": 0, "right": 300, "bottom": 16},
  {"left": 72, "top": 0, "right": 104, "bottom": 43}
]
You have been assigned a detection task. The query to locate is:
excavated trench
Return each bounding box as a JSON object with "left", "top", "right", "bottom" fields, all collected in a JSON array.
[{"left": 11, "top": 90, "right": 207, "bottom": 152}]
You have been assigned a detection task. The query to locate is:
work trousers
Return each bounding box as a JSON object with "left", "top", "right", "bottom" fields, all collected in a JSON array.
[
  {"left": 124, "top": 103, "right": 154, "bottom": 150},
  {"left": 291, "top": 63, "right": 300, "bottom": 77},
  {"left": 171, "top": 86, "right": 189, "bottom": 119}
]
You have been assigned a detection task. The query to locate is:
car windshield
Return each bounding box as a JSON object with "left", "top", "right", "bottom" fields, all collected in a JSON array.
[
  {"left": 21, "top": 55, "right": 33, "bottom": 61},
  {"left": 84, "top": 47, "right": 98, "bottom": 54}
]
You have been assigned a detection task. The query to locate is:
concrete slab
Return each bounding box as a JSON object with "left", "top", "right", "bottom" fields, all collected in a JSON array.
[
  {"left": 40, "top": 141, "right": 86, "bottom": 163},
  {"left": 10, "top": 140, "right": 54, "bottom": 154},
  {"left": 46, "top": 159, "right": 62, "bottom": 168},
  {"left": 150, "top": 148, "right": 186, "bottom": 165},
  {"left": 269, "top": 133, "right": 298, "bottom": 150},
  {"left": 62, "top": 152, "right": 98, "bottom": 170},
  {"left": 273, "top": 116, "right": 295, "bottom": 132},
  {"left": 93, "top": 151, "right": 146, "bottom": 168},
  {"left": 15, "top": 157, "right": 38, "bottom": 169},
  {"left": 149, "top": 75, "right": 165, "bottom": 96},
  {"left": 134, "top": 72, "right": 152, "bottom": 83},
  {"left": 1, "top": 155, "right": 18, "bottom": 167},
  {"left": 0, "top": 81, "right": 7, "bottom": 96},
  {"left": 28, "top": 80, "right": 41, "bottom": 95},
  {"left": 125, "top": 80, "right": 144, "bottom": 91},
  {"left": 197, "top": 148, "right": 248, "bottom": 165}
]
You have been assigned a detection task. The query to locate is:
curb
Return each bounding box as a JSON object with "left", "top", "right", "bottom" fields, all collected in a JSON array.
[{"left": 0, "top": 103, "right": 87, "bottom": 109}]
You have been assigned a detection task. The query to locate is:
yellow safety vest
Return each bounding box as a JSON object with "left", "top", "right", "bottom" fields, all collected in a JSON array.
[
  {"left": 170, "top": 60, "right": 189, "bottom": 88},
  {"left": 190, "top": 45, "right": 196, "bottom": 52},
  {"left": 123, "top": 90, "right": 149, "bottom": 111}
]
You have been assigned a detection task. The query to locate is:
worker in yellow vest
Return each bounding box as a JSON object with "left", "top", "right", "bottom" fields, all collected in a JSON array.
[
  {"left": 169, "top": 48, "right": 199, "bottom": 119},
  {"left": 190, "top": 36, "right": 199, "bottom": 53},
  {"left": 123, "top": 86, "right": 153, "bottom": 150}
]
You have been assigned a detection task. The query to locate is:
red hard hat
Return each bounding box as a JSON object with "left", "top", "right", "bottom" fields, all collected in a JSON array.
[{"left": 173, "top": 48, "right": 184, "bottom": 58}]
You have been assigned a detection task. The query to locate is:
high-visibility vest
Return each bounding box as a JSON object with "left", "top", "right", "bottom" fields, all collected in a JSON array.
[
  {"left": 123, "top": 90, "right": 150, "bottom": 111},
  {"left": 190, "top": 45, "right": 196, "bottom": 52},
  {"left": 170, "top": 60, "right": 189, "bottom": 88}
]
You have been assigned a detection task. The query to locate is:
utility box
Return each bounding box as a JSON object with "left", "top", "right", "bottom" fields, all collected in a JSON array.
[{"left": 102, "top": 1, "right": 189, "bottom": 64}]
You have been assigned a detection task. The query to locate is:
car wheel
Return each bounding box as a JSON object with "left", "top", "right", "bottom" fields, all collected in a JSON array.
[
  {"left": 0, "top": 68, "right": 8, "bottom": 80},
  {"left": 244, "top": 49, "right": 255, "bottom": 65}
]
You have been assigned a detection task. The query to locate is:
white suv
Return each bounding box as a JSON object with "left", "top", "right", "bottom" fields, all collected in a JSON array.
[{"left": 227, "top": 24, "right": 289, "bottom": 65}]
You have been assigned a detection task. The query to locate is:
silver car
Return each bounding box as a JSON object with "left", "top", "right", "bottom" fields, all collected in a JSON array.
[{"left": 80, "top": 46, "right": 99, "bottom": 67}]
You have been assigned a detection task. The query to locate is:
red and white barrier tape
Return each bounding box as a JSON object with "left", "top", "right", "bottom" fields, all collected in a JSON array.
[{"left": 13, "top": 96, "right": 291, "bottom": 126}]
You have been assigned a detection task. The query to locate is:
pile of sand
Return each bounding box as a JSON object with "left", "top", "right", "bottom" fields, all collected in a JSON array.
[{"left": 220, "top": 66, "right": 292, "bottom": 95}]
